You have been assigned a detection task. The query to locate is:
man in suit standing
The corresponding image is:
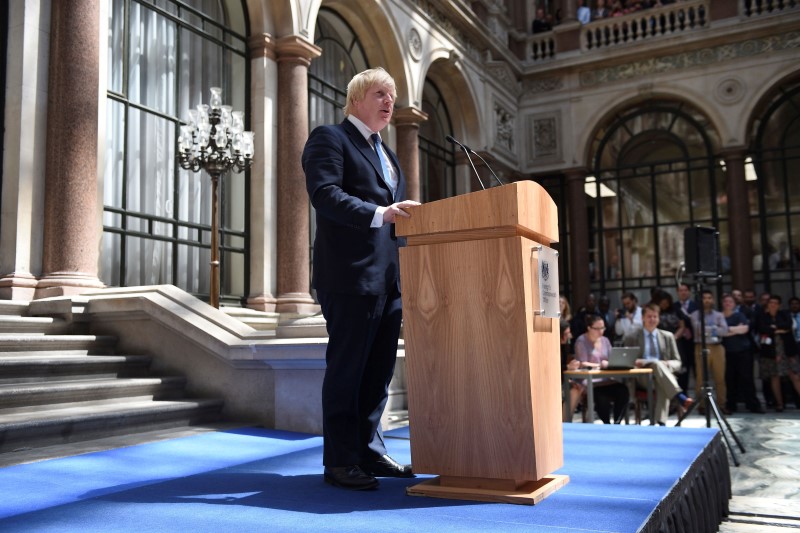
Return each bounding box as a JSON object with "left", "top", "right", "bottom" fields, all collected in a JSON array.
[
  {"left": 624, "top": 303, "right": 694, "bottom": 425},
  {"left": 302, "top": 67, "right": 420, "bottom": 490}
]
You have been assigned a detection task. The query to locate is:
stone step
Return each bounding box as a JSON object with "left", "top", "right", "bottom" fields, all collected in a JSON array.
[
  {"left": 0, "top": 309, "right": 227, "bottom": 457},
  {"left": 0, "top": 398, "right": 224, "bottom": 453},
  {"left": 0, "top": 315, "right": 70, "bottom": 335},
  {"left": 0, "top": 301, "right": 29, "bottom": 316},
  {"left": 0, "top": 335, "right": 118, "bottom": 356},
  {"left": 0, "top": 354, "right": 152, "bottom": 383},
  {"left": 0, "top": 376, "right": 188, "bottom": 410}
]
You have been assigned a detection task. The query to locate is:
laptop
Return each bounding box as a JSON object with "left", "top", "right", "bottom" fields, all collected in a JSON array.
[{"left": 606, "top": 347, "right": 640, "bottom": 370}]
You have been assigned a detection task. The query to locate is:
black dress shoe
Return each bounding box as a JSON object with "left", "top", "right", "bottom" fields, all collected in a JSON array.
[
  {"left": 324, "top": 465, "right": 379, "bottom": 490},
  {"left": 360, "top": 455, "right": 414, "bottom": 478}
]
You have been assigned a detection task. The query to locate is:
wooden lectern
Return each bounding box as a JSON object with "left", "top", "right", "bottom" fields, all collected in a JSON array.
[{"left": 395, "top": 181, "right": 568, "bottom": 505}]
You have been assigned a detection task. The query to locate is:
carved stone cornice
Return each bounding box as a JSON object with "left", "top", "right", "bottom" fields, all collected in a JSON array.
[
  {"left": 522, "top": 76, "right": 564, "bottom": 96},
  {"left": 485, "top": 61, "right": 520, "bottom": 95},
  {"left": 580, "top": 30, "right": 800, "bottom": 88}
]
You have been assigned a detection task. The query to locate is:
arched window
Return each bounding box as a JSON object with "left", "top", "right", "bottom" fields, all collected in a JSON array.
[
  {"left": 419, "top": 80, "right": 456, "bottom": 202},
  {"left": 309, "top": 8, "right": 368, "bottom": 130},
  {"left": 752, "top": 80, "right": 800, "bottom": 297},
  {"left": 103, "top": 0, "right": 249, "bottom": 304},
  {"left": 588, "top": 101, "right": 722, "bottom": 301}
]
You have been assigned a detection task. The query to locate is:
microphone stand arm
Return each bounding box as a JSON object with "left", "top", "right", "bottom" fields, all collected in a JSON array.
[
  {"left": 446, "top": 136, "right": 486, "bottom": 190},
  {"left": 466, "top": 147, "right": 504, "bottom": 187}
]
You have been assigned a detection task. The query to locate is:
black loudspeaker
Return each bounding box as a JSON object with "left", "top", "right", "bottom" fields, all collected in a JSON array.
[{"left": 684, "top": 226, "right": 719, "bottom": 276}]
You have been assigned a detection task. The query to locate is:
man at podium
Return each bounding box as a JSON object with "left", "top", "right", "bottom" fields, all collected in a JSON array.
[{"left": 302, "top": 67, "right": 419, "bottom": 491}]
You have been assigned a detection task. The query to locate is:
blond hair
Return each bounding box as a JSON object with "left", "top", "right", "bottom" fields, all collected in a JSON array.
[{"left": 343, "top": 67, "right": 397, "bottom": 117}]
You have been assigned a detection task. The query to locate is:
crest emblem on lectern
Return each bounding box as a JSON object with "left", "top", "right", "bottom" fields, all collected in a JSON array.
[{"left": 541, "top": 261, "right": 550, "bottom": 281}]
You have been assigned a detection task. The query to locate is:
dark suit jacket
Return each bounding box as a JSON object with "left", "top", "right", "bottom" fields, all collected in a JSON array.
[{"left": 302, "top": 119, "right": 406, "bottom": 295}]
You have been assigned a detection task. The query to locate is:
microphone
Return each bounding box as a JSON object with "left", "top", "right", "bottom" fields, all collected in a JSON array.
[
  {"left": 446, "top": 135, "right": 485, "bottom": 190},
  {"left": 445, "top": 135, "right": 504, "bottom": 188}
]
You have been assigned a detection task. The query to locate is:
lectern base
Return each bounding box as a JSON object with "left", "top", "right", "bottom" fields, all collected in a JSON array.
[{"left": 406, "top": 474, "right": 569, "bottom": 505}]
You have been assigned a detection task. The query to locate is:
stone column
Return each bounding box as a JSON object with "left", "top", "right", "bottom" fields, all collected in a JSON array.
[
  {"left": 274, "top": 36, "right": 321, "bottom": 314},
  {"left": 566, "top": 169, "right": 589, "bottom": 309},
  {"left": 245, "top": 33, "right": 279, "bottom": 312},
  {"left": 392, "top": 107, "right": 428, "bottom": 203},
  {"left": 721, "top": 148, "right": 754, "bottom": 291},
  {"left": 37, "top": 0, "right": 105, "bottom": 298},
  {"left": 0, "top": 0, "right": 47, "bottom": 300}
]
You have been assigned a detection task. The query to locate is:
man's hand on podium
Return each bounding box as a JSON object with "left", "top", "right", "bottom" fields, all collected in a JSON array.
[{"left": 382, "top": 200, "right": 421, "bottom": 224}]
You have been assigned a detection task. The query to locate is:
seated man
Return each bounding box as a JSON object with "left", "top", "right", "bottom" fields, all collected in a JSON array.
[{"left": 623, "top": 303, "right": 694, "bottom": 425}]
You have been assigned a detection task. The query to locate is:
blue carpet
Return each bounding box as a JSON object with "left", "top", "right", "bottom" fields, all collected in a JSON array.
[{"left": 0, "top": 424, "right": 720, "bottom": 532}]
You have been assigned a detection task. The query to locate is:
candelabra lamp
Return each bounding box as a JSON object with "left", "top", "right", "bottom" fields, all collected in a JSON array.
[{"left": 177, "top": 87, "right": 253, "bottom": 308}]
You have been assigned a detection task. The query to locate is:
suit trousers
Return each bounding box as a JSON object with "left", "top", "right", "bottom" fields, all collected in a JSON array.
[
  {"left": 695, "top": 343, "right": 726, "bottom": 407},
  {"left": 317, "top": 286, "right": 403, "bottom": 467},
  {"left": 637, "top": 360, "right": 681, "bottom": 424},
  {"left": 676, "top": 337, "right": 695, "bottom": 392},
  {"left": 724, "top": 349, "right": 760, "bottom": 411}
]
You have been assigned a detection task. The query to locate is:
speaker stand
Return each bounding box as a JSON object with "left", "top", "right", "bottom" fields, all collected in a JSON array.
[{"left": 674, "top": 277, "right": 745, "bottom": 467}]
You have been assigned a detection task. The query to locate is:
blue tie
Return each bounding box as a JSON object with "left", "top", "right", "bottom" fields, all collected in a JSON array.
[
  {"left": 647, "top": 332, "right": 658, "bottom": 360},
  {"left": 371, "top": 133, "right": 395, "bottom": 197}
]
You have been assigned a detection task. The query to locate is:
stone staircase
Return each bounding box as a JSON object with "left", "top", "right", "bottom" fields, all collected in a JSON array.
[{"left": 0, "top": 301, "right": 224, "bottom": 455}]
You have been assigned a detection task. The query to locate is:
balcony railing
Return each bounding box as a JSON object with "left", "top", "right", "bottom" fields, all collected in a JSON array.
[
  {"left": 530, "top": 33, "right": 556, "bottom": 61},
  {"left": 744, "top": 0, "right": 799, "bottom": 17},
  {"left": 584, "top": 0, "right": 708, "bottom": 51},
  {"left": 521, "top": 0, "right": 799, "bottom": 64}
]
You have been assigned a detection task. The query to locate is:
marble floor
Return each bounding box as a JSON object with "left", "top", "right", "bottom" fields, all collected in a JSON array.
[{"left": 679, "top": 409, "right": 800, "bottom": 532}]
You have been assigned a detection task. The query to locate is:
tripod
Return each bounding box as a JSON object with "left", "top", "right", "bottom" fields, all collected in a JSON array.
[{"left": 675, "top": 277, "right": 746, "bottom": 467}]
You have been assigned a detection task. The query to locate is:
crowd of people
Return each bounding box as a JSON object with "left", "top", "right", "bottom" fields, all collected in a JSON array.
[
  {"left": 559, "top": 286, "right": 800, "bottom": 425},
  {"left": 532, "top": 0, "right": 685, "bottom": 33}
]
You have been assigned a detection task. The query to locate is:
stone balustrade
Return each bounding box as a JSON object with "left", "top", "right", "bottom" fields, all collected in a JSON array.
[
  {"left": 584, "top": 0, "right": 709, "bottom": 51},
  {"left": 743, "top": 0, "right": 799, "bottom": 17},
  {"left": 530, "top": 32, "right": 556, "bottom": 62}
]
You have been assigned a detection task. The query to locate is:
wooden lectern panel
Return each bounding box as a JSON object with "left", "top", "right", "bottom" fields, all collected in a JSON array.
[
  {"left": 400, "top": 235, "right": 563, "bottom": 481},
  {"left": 398, "top": 182, "right": 565, "bottom": 503},
  {"left": 396, "top": 181, "right": 558, "bottom": 247}
]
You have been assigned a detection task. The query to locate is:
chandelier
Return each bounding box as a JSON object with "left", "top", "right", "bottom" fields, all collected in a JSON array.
[{"left": 177, "top": 87, "right": 254, "bottom": 308}]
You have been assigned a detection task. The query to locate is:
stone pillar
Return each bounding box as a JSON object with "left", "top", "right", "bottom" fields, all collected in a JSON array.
[
  {"left": 0, "top": 0, "right": 48, "bottom": 300},
  {"left": 721, "top": 148, "right": 754, "bottom": 291},
  {"left": 392, "top": 107, "right": 428, "bottom": 203},
  {"left": 37, "top": 0, "right": 105, "bottom": 298},
  {"left": 562, "top": 0, "right": 578, "bottom": 22},
  {"left": 274, "top": 36, "right": 321, "bottom": 314},
  {"left": 245, "top": 33, "right": 279, "bottom": 312},
  {"left": 566, "top": 169, "right": 589, "bottom": 309}
]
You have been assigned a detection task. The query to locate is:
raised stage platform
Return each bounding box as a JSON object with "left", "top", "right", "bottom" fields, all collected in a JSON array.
[{"left": 0, "top": 423, "right": 729, "bottom": 532}]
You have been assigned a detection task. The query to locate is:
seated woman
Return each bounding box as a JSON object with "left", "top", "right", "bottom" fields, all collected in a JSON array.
[
  {"left": 560, "top": 319, "right": 583, "bottom": 421},
  {"left": 573, "top": 315, "right": 630, "bottom": 424}
]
